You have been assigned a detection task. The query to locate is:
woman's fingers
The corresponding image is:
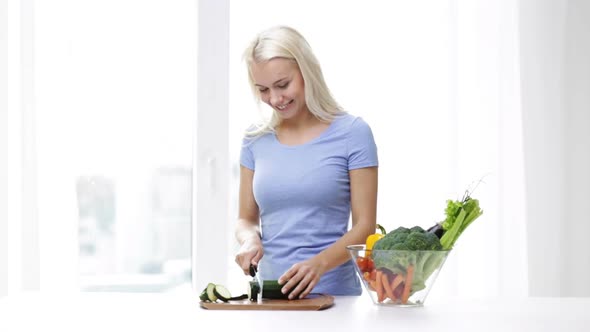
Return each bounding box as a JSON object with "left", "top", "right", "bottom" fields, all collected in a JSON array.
[
  {"left": 286, "top": 273, "right": 319, "bottom": 299},
  {"left": 251, "top": 249, "right": 264, "bottom": 266},
  {"left": 279, "top": 263, "right": 321, "bottom": 299},
  {"left": 235, "top": 241, "right": 263, "bottom": 275},
  {"left": 278, "top": 266, "right": 297, "bottom": 286},
  {"left": 297, "top": 280, "right": 317, "bottom": 299},
  {"left": 236, "top": 251, "right": 259, "bottom": 275},
  {"left": 234, "top": 255, "right": 250, "bottom": 275}
]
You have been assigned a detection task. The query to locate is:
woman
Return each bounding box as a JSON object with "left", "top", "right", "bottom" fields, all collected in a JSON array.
[{"left": 234, "top": 25, "right": 378, "bottom": 299}]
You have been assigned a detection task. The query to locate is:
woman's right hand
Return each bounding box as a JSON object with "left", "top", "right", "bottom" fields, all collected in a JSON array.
[{"left": 235, "top": 236, "right": 264, "bottom": 275}]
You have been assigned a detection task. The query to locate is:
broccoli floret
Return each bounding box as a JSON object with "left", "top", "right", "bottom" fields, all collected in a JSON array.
[
  {"left": 371, "top": 226, "right": 446, "bottom": 294},
  {"left": 385, "top": 226, "right": 410, "bottom": 243},
  {"left": 410, "top": 225, "right": 425, "bottom": 233},
  {"left": 373, "top": 226, "right": 442, "bottom": 251},
  {"left": 405, "top": 231, "right": 443, "bottom": 251}
]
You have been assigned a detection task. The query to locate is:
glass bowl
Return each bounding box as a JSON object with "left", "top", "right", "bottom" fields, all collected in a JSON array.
[{"left": 347, "top": 244, "right": 450, "bottom": 307}]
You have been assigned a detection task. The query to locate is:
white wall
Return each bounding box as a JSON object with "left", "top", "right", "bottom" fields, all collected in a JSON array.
[
  {"left": 562, "top": 0, "right": 590, "bottom": 297},
  {"left": 520, "top": 0, "right": 567, "bottom": 298},
  {"left": 1, "top": 0, "right": 8, "bottom": 299},
  {"left": 520, "top": 0, "right": 590, "bottom": 296}
]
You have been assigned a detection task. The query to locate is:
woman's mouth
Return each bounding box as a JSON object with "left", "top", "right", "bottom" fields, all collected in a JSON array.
[{"left": 275, "top": 100, "right": 293, "bottom": 111}]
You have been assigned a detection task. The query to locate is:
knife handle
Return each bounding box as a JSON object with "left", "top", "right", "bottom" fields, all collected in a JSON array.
[{"left": 249, "top": 264, "right": 257, "bottom": 277}]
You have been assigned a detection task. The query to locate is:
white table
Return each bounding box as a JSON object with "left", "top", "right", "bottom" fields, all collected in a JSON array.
[{"left": 1, "top": 291, "right": 588, "bottom": 331}]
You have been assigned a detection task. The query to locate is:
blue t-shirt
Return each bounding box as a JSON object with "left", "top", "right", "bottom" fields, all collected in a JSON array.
[{"left": 239, "top": 113, "right": 378, "bottom": 295}]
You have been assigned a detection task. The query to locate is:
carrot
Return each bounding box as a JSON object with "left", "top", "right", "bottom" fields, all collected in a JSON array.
[
  {"left": 364, "top": 272, "right": 376, "bottom": 291},
  {"left": 375, "top": 270, "right": 385, "bottom": 302},
  {"left": 368, "top": 269, "right": 377, "bottom": 281},
  {"left": 381, "top": 273, "right": 395, "bottom": 301},
  {"left": 389, "top": 274, "right": 404, "bottom": 302},
  {"left": 401, "top": 265, "right": 415, "bottom": 304},
  {"left": 368, "top": 279, "right": 377, "bottom": 291},
  {"left": 391, "top": 273, "right": 404, "bottom": 290},
  {"left": 393, "top": 282, "right": 404, "bottom": 300}
]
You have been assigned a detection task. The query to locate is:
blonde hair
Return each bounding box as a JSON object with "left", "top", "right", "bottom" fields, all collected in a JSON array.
[{"left": 242, "top": 25, "right": 344, "bottom": 137}]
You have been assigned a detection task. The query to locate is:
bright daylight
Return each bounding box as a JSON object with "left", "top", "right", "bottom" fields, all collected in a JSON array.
[{"left": 1, "top": 0, "right": 590, "bottom": 331}]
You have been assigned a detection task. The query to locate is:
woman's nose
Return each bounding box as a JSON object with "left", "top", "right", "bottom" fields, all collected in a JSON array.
[{"left": 269, "top": 89, "right": 283, "bottom": 106}]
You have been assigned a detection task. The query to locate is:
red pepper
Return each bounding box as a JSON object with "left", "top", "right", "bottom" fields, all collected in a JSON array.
[
  {"left": 356, "top": 256, "right": 376, "bottom": 273},
  {"left": 366, "top": 257, "right": 375, "bottom": 271},
  {"left": 356, "top": 256, "right": 368, "bottom": 272}
]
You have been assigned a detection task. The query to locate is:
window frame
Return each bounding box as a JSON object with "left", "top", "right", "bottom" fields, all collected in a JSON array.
[{"left": 192, "top": 0, "right": 230, "bottom": 291}]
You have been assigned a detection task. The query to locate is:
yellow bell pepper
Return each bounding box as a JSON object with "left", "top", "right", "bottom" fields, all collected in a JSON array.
[{"left": 365, "top": 224, "right": 387, "bottom": 250}]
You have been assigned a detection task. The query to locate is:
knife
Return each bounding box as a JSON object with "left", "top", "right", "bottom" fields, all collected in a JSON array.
[{"left": 249, "top": 263, "right": 263, "bottom": 303}]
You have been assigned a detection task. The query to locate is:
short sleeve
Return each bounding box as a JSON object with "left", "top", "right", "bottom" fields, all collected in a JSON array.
[
  {"left": 240, "top": 136, "right": 255, "bottom": 170},
  {"left": 347, "top": 117, "right": 378, "bottom": 170}
]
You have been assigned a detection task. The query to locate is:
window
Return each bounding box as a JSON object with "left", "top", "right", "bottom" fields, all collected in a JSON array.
[{"left": 33, "top": 0, "right": 198, "bottom": 292}]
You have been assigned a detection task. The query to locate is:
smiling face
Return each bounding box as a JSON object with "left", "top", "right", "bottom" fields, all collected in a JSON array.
[{"left": 250, "top": 58, "right": 308, "bottom": 122}]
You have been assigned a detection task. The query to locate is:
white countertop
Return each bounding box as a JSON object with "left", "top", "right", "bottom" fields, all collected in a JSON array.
[{"left": 1, "top": 291, "right": 588, "bottom": 331}]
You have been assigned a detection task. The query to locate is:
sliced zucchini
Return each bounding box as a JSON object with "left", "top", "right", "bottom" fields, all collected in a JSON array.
[
  {"left": 213, "top": 284, "right": 232, "bottom": 302},
  {"left": 199, "top": 287, "right": 209, "bottom": 301},
  {"left": 198, "top": 282, "right": 249, "bottom": 302},
  {"left": 206, "top": 283, "right": 218, "bottom": 302}
]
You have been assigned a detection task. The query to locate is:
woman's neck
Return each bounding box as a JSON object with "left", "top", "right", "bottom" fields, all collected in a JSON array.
[
  {"left": 275, "top": 110, "right": 331, "bottom": 146},
  {"left": 277, "top": 110, "right": 320, "bottom": 131}
]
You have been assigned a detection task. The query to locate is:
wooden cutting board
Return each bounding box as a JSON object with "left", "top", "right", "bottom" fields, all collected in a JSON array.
[{"left": 200, "top": 293, "right": 334, "bottom": 311}]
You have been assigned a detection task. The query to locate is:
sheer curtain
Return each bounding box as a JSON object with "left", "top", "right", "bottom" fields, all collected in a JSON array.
[
  {"left": 431, "top": 0, "right": 590, "bottom": 298},
  {"left": 430, "top": 0, "right": 528, "bottom": 300}
]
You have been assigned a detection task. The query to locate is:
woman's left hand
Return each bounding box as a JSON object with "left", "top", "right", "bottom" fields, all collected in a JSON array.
[{"left": 278, "top": 257, "right": 327, "bottom": 299}]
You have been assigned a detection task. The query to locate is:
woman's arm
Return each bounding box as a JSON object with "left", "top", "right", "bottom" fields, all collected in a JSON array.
[
  {"left": 234, "top": 166, "right": 263, "bottom": 275},
  {"left": 279, "top": 166, "right": 378, "bottom": 299}
]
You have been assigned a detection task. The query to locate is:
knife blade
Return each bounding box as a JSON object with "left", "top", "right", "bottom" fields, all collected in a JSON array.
[{"left": 249, "top": 263, "right": 263, "bottom": 303}]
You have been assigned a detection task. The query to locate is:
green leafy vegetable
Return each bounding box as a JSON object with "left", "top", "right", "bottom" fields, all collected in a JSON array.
[{"left": 439, "top": 195, "right": 483, "bottom": 250}]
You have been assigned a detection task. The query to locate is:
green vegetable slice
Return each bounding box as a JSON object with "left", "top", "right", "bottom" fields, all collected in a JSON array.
[
  {"left": 206, "top": 283, "right": 218, "bottom": 302},
  {"left": 213, "top": 284, "right": 232, "bottom": 302},
  {"left": 199, "top": 287, "right": 209, "bottom": 302},
  {"left": 199, "top": 287, "right": 209, "bottom": 301}
]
